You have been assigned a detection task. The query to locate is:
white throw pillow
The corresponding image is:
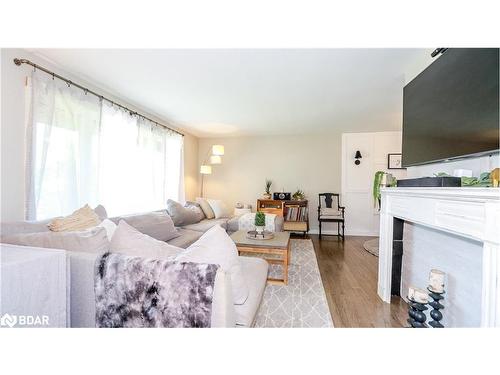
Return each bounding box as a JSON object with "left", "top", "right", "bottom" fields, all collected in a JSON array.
[
  {"left": 196, "top": 197, "right": 215, "bottom": 219},
  {"left": 207, "top": 199, "right": 231, "bottom": 219},
  {"left": 176, "top": 225, "right": 249, "bottom": 305},
  {"left": 98, "top": 219, "right": 117, "bottom": 241},
  {"left": 110, "top": 220, "right": 183, "bottom": 260}
]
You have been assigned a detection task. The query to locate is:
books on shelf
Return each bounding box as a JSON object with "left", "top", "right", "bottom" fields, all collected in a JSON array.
[{"left": 285, "top": 206, "right": 308, "bottom": 222}]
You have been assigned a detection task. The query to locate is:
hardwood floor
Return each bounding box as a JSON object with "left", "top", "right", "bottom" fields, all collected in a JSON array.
[{"left": 307, "top": 234, "right": 408, "bottom": 327}]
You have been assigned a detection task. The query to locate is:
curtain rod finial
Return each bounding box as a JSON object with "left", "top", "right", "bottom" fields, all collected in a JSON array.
[{"left": 13, "top": 58, "right": 22, "bottom": 66}]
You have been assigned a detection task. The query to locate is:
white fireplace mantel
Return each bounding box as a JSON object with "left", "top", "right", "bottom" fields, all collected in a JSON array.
[{"left": 378, "top": 187, "right": 500, "bottom": 327}]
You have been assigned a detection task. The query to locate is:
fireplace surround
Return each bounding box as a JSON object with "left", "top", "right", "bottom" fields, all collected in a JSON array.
[{"left": 377, "top": 187, "right": 500, "bottom": 327}]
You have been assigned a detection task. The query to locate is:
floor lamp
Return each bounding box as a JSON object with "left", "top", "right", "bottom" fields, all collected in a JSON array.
[{"left": 200, "top": 145, "right": 224, "bottom": 197}]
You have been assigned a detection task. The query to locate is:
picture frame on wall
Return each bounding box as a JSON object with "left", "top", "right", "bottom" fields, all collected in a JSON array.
[{"left": 388, "top": 153, "right": 405, "bottom": 169}]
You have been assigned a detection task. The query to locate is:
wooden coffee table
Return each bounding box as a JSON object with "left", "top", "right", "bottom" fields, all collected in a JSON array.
[{"left": 230, "top": 230, "right": 290, "bottom": 285}]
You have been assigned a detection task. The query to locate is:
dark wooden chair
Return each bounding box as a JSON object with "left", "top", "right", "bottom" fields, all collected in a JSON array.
[{"left": 318, "top": 193, "right": 345, "bottom": 241}]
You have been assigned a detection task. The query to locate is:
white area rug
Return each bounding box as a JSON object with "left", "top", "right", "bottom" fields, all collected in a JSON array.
[{"left": 252, "top": 239, "right": 334, "bottom": 328}]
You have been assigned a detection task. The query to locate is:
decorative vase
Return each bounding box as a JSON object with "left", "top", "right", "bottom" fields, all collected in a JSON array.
[
  {"left": 255, "top": 225, "right": 265, "bottom": 234},
  {"left": 263, "top": 193, "right": 272, "bottom": 199}
]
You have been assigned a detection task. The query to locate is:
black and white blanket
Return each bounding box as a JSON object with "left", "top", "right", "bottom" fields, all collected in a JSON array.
[{"left": 94, "top": 252, "right": 219, "bottom": 328}]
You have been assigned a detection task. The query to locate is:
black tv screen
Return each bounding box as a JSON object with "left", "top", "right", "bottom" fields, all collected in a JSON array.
[{"left": 402, "top": 48, "right": 499, "bottom": 167}]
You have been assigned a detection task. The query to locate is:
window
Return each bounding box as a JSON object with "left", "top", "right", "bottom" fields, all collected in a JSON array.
[{"left": 26, "top": 72, "right": 184, "bottom": 220}]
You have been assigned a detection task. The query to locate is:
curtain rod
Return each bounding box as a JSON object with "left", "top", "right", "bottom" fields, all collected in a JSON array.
[{"left": 13, "top": 58, "right": 184, "bottom": 137}]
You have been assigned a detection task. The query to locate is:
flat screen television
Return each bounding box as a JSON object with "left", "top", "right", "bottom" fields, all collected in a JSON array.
[{"left": 402, "top": 48, "right": 499, "bottom": 167}]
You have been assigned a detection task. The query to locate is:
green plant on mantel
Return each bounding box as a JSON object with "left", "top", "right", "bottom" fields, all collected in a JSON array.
[
  {"left": 373, "top": 171, "right": 397, "bottom": 209},
  {"left": 255, "top": 211, "right": 266, "bottom": 227},
  {"left": 435, "top": 172, "right": 492, "bottom": 187}
]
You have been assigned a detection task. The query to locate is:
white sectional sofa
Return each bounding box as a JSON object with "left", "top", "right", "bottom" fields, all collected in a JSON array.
[{"left": 1, "top": 208, "right": 271, "bottom": 328}]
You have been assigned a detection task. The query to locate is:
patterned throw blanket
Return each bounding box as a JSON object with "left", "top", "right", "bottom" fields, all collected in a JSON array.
[{"left": 94, "top": 253, "right": 219, "bottom": 328}]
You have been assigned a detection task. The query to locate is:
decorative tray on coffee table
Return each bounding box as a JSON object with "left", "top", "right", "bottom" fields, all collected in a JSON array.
[{"left": 246, "top": 230, "right": 274, "bottom": 240}]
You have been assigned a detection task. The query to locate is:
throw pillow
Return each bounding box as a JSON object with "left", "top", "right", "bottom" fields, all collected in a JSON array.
[
  {"left": 98, "top": 219, "right": 117, "bottom": 241},
  {"left": 166, "top": 199, "right": 204, "bottom": 226},
  {"left": 48, "top": 204, "right": 101, "bottom": 232},
  {"left": 207, "top": 199, "right": 231, "bottom": 219},
  {"left": 110, "top": 220, "right": 183, "bottom": 260},
  {"left": 196, "top": 197, "right": 215, "bottom": 219},
  {"left": 109, "top": 210, "right": 180, "bottom": 242},
  {"left": 94, "top": 205, "right": 108, "bottom": 220},
  {"left": 176, "top": 224, "right": 249, "bottom": 305},
  {"left": 1, "top": 226, "right": 109, "bottom": 253},
  {"left": 185, "top": 201, "right": 206, "bottom": 222}
]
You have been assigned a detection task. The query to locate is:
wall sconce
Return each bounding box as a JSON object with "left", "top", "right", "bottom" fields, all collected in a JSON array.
[{"left": 354, "top": 150, "right": 362, "bottom": 165}]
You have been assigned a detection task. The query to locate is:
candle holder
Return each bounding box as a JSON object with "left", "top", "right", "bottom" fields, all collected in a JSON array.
[
  {"left": 427, "top": 287, "right": 445, "bottom": 328},
  {"left": 407, "top": 297, "right": 428, "bottom": 328}
]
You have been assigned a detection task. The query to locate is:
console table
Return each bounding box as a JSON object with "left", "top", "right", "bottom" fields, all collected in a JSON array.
[
  {"left": 377, "top": 187, "right": 500, "bottom": 327},
  {"left": 257, "top": 199, "right": 309, "bottom": 235}
]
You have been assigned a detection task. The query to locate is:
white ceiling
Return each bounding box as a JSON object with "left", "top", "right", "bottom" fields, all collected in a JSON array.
[{"left": 30, "top": 48, "right": 432, "bottom": 138}]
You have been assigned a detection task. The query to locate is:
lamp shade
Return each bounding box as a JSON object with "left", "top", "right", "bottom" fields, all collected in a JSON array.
[
  {"left": 212, "top": 145, "right": 225, "bottom": 156},
  {"left": 200, "top": 165, "right": 212, "bottom": 174},
  {"left": 210, "top": 155, "right": 222, "bottom": 164}
]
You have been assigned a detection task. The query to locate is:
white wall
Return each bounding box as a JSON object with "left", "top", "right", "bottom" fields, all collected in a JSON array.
[
  {"left": 0, "top": 48, "right": 199, "bottom": 221},
  {"left": 198, "top": 134, "right": 342, "bottom": 233},
  {"left": 341, "top": 131, "right": 407, "bottom": 236},
  {"left": 406, "top": 154, "right": 499, "bottom": 179}
]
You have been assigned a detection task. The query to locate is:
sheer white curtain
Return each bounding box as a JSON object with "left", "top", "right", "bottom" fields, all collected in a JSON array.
[{"left": 27, "top": 72, "right": 184, "bottom": 220}]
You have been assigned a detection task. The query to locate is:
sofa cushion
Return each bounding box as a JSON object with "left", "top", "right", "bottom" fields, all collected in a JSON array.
[
  {"left": 166, "top": 199, "right": 203, "bottom": 226},
  {"left": 207, "top": 199, "right": 231, "bottom": 219},
  {"left": 196, "top": 198, "right": 215, "bottom": 219},
  {"left": 110, "top": 220, "right": 183, "bottom": 259},
  {"left": 234, "top": 256, "right": 269, "bottom": 327},
  {"left": 166, "top": 228, "right": 203, "bottom": 249},
  {"left": 1, "top": 226, "right": 109, "bottom": 254},
  {"left": 181, "top": 218, "right": 229, "bottom": 232},
  {"left": 109, "top": 210, "right": 180, "bottom": 242},
  {"left": 176, "top": 225, "right": 249, "bottom": 305}
]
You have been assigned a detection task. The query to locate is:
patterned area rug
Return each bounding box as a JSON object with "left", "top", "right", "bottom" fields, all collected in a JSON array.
[{"left": 252, "top": 239, "right": 334, "bottom": 328}]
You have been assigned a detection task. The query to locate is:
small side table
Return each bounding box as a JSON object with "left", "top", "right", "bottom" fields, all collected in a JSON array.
[{"left": 234, "top": 208, "right": 251, "bottom": 216}]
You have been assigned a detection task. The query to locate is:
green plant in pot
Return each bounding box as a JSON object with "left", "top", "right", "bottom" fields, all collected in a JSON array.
[
  {"left": 263, "top": 179, "right": 272, "bottom": 199},
  {"left": 292, "top": 189, "right": 305, "bottom": 200},
  {"left": 373, "top": 171, "right": 397, "bottom": 210},
  {"left": 255, "top": 211, "right": 266, "bottom": 234}
]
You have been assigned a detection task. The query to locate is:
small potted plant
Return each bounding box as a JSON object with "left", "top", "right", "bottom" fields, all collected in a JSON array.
[
  {"left": 263, "top": 179, "right": 272, "bottom": 199},
  {"left": 254, "top": 211, "right": 266, "bottom": 234},
  {"left": 292, "top": 189, "right": 305, "bottom": 200}
]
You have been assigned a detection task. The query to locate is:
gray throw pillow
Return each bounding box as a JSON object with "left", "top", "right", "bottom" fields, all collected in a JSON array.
[
  {"left": 185, "top": 201, "right": 206, "bottom": 222},
  {"left": 109, "top": 210, "right": 180, "bottom": 242},
  {"left": 166, "top": 199, "right": 204, "bottom": 226}
]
